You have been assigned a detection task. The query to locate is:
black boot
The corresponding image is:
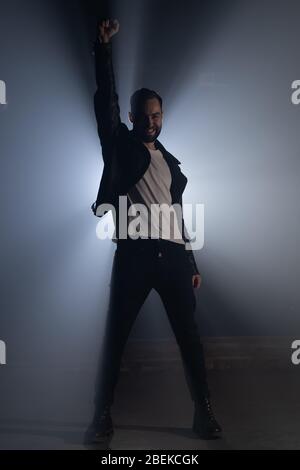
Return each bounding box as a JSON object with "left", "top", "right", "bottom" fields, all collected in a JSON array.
[
  {"left": 85, "top": 405, "right": 114, "bottom": 444},
  {"left": 192, "top": 396, "right": 222, "bottom": 439}
]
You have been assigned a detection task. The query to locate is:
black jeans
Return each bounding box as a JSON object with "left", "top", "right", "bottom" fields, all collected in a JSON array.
[{"left": 93, "top": 237, "right": 209, "bottom": 420}]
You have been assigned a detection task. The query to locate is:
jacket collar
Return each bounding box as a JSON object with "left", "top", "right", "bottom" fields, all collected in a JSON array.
[
  {"left": 155, "top": 139, "right": 182, "bottom": 165},
  {"left": 129, "top": 128, "right": 182, "bottom": 166}
]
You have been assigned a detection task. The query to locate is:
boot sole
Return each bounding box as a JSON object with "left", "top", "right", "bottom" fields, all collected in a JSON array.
[
  {"left": 92, "top": 428, "right": 114, "bottom": 443},
  {"left": 192, "top": 426, "right": 222, "bottom": 439}
]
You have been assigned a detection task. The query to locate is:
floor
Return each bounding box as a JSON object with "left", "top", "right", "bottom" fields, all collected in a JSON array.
[{"left": 0, "top": 365, "right": 300, "bottom": 450}]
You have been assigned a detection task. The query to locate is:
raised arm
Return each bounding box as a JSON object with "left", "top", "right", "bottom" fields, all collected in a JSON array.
[{"left": 93, "top": 19, "right": 121, "bottom": 164}]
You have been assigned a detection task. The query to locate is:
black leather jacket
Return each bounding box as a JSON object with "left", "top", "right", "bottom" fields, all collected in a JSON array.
[{"left": 91, "top": 40, "right": 200, "bottom": 276}]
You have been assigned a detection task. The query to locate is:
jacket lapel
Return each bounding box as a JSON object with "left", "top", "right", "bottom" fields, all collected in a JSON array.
[
  {"left": 127, "top": 130, "right": 188, "bottom": 203},
  {"left": 155, "top": 139, "right": 188, "bottom": 204}
]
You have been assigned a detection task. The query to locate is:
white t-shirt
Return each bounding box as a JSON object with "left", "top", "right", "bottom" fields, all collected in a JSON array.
[{"left": 127, "top": 147, "right": 185, "bottom": 244}]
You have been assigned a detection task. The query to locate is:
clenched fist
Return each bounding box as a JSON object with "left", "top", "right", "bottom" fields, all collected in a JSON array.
[{"left": 98, "top": 19, "right": 120, "bottom": 44}]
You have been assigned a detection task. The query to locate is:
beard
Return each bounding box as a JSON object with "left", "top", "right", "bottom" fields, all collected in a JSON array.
[{"left": 134, "top": 124, "right": 162, "bottom": 143}]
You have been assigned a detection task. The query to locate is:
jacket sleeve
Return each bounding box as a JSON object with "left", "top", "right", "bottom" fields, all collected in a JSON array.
[
  {"left": 93, "top": 39, "right": 122, "bottom": 165},
  {"left": 179, "top": 198, "right": 200, "bottom": 276}
]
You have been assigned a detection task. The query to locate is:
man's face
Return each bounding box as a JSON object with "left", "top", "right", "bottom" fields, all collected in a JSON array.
[{"left": 129, "top": 98, "right": 163, "bottom": 143}]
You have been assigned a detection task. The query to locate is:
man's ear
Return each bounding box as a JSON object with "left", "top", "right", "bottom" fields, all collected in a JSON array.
[{"left": 128, "top": 111, "right": 134, "bottom": 123}]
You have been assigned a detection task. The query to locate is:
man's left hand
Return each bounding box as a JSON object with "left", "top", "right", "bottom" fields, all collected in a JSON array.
[{"left": 192, "top": 274, "right": 202, "bottom": 289}]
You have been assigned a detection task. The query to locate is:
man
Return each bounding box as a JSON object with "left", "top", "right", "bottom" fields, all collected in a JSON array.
[{"left": 88, "top": 18, "right": 221, "bottom": 443}]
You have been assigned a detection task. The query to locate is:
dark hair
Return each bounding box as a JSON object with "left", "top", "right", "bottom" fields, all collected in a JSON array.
[{"left": 130, "top": 88, "right": 163, "bottom": 116}]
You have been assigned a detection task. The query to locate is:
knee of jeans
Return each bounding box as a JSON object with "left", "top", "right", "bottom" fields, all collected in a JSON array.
[
  {"left": 178, "top": 291, "right": 196, "bottom": 315},
  {"left": 175, "top": 323, "right": 202, "bottom": 344},
  {"left": 191, "top": 295, "right": 196, "bottom": 313},
  {"left": 188, "top": 296, "right": 197, "bottom": 316}
]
